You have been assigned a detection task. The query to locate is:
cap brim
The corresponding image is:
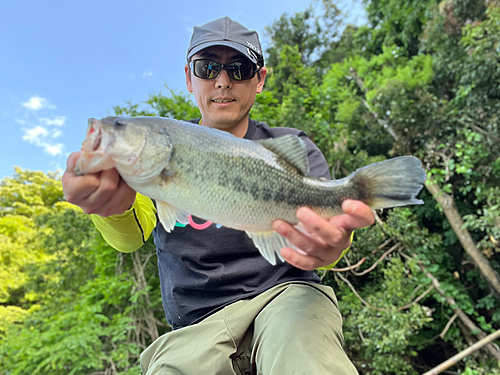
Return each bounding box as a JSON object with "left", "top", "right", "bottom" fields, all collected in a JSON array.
[{"left": 187, "top": 40, "right": 261, "bottom": 66}]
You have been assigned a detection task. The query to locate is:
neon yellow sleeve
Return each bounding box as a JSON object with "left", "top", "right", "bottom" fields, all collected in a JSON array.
[
  {"left": 91, "top": 193, "right": 157, "bottom": 253},
  {"left": 317, "top": 231, "right": 355, "bottom": 270}
]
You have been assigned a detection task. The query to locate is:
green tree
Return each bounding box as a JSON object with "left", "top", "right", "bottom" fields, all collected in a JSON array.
[
  {"left": 255, "top": 0, "right": 500, "bottom": 373},
  {"left": 0, "top": 172, "right": 164, "bottom": 374},
  {"left": 3, "top": 1, "right": 500, "bottom": 373},
  {"left": 1, "top": 89, "right": 200, "bottom": 374}
]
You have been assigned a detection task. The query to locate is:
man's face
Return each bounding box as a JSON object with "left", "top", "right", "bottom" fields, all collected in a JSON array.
[{"left": 185, "top": 45, "right": 266, "bottom": 132}]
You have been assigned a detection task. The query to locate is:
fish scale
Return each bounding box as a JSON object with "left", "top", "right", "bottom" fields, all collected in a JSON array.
[{"left": 75, "top": 116, "right": 427, "bottom": 265}]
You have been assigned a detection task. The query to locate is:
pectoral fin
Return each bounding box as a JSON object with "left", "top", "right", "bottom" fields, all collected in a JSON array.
[
  {"left": 156, "top": 200, "right": 189, "bottom": 232},
  {"left": 246, "top": 230, "right": 296, "bottom": 265}
]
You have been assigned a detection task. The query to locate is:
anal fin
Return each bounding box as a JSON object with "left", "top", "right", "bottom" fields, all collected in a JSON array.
[
  {"left": 246, "top": 230, "right": 295, "bottom": 265},
  {"left": 156, "top": 201, "right": 189, "bottom": 232}
]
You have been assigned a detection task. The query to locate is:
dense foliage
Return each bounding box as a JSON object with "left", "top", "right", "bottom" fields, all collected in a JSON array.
[{"left": 1, "top": 1, "right": 499, "bottom": 373}]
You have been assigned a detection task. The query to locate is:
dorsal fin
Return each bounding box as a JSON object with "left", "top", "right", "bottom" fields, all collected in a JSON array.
[{"left": 256, "top": 135, "right": 310, "bottom": 175}]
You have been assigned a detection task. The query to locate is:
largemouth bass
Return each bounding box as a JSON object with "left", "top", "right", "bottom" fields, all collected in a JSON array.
[{"left": 75, "top": 116, "right": 426, "bottom": 265}]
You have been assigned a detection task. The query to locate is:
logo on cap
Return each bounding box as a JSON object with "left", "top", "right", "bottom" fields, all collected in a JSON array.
[
  {"left": 247, "top": 48, "right": 259, "bottom": 63},
  {"left": 246, "top": 41, "right": 261, "bottom": 55}
]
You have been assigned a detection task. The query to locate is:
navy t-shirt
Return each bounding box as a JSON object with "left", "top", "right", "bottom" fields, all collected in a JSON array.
[{"left": 152, "top": 119, "right": 331, "bottom": 329}]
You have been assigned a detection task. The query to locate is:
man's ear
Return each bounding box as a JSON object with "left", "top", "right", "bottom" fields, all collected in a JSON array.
[
  {"left": 256, "top": 67, "right": 267, "bottom": 94},
  {"left": 185, "top": 64, "right": 193, "bottom": 93}
]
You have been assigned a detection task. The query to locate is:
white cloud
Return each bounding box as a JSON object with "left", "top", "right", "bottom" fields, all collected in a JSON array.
[
  {"left": 18, "top": 96, "right": 66, "bottom": 158},
  {"left": 22, "top": 125, "right": 65, "bottom": 156},
  {"left": 40, "top": 116, "right": 66, "bottom": 126},
  {"left": 142, "top": 71, "right": 153, "bottom": 79},
  {"left": 44, "top": 143, "right": 64, "bottom": 156},
  {"left": 21, "top": 125, "right": 65, "bottom": 157},
  {"left": 15, "top": 118, "right": 28, "bottom": 126},
  {"left": 21, "top": 96, "right": 56, "bottom": 111},
  {"left": 22, "top": 126, "right": 48, "bottom": 142},
  {"left": 52, "top": 130, "right": 62, "bottom": 139}
]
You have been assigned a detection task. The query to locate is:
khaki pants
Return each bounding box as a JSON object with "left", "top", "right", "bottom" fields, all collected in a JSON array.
[{"left": 140, "top": 282, "right": 358, "bottom": 375}]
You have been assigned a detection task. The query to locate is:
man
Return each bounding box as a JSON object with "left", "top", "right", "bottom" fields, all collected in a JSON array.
[{"left": 63, "top": 16, "right": 374, "bottom": 375}]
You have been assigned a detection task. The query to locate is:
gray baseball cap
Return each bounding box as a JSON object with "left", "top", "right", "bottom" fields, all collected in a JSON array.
[{"left": 187, "top": 17, "right": 264, "bottom": 68}]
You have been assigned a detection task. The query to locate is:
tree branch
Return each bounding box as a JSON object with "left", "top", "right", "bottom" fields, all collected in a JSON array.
[
  {"left": 348, "top": 67, "right": 399, "bottom": 141},
  {"left": 330, "top": 257, "right": 367, "bottom": 272},
  {"left": 440, "top": 313, "right": 458, "bottom": 340},
  {"left": 426, "top": 180, "right": 500, "bottom": 300},
  {"left": 422, "top": 329, "right": 500, "bottom": 375},
  {"left": 396, "top": 285, "right": 434, "bottom": 311},
  {"left": 335, "top": 273, "right": 434, "bottom": 312},
  {"left": 351, "top": 242, "right": 401, "bottom": 276},
  {"left": 375, "top": 211, "right": 500, "bottom": 359},
  {"left": 336, "top": 272, "right": 389, "bottom": 312},
  {"left": 413, "top": 252, "right": 500, "bottom": 359}
]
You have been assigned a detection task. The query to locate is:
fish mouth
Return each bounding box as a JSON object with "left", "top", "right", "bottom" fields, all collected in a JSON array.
[
  {"left": 91, "top": 127, "right": 101, "bottom": 151},
  {"left": 83, "top": 118, "right": 102, "bottom": 152},
  {"left": 74, "top": 118, "right": 116, "bottom": 175}
]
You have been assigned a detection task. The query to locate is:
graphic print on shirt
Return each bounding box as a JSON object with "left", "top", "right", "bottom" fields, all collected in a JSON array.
[{"left": 174, "top": 215, "right": 222, "bottom": 230}]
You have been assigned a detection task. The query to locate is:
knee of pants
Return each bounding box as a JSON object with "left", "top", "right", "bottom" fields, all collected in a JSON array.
[
  {"left": 251, "top": 292, "right": 357, "bottom": 374},
  {"left": 253, "top": 286, "right": 345, "bottom": 351},
  {"left": 256, "top": 307, "right": 344, "bottom": 348}
]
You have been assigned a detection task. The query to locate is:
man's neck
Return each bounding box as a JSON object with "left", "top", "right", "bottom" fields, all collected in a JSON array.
[{"left": 200, "top": 117, "right": 249, "bottom": 139}]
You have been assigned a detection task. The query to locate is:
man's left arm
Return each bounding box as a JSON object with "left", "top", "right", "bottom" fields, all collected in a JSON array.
[{"left": 271, "top": 132, "right": 375, "bottom": 271}]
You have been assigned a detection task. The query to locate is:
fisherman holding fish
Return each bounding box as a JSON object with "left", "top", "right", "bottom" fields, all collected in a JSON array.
[{"left": 63, "top": 17, "right": 425, "bottom": 375}]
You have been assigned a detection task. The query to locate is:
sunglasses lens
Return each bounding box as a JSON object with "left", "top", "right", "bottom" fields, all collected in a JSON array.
[
  {"left": 226, "top": 61, "right": 255, "bottom": 80},
  {"left": 193, "top": 60, "right": 221, "bottom": 79},
  {"left": 192, "top": 59, "right": 256, "bottom": 80}
]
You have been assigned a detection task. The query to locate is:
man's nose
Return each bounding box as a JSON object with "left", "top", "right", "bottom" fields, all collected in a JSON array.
[{"left": 215, "top": 67, "right": 232, "bottom": 89}]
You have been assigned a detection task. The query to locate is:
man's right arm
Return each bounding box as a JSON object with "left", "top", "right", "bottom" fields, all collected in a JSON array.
[
  {"left": 91, "top": 193, "right": 156, "bottom": 252},
  {"left": 62, "top": 152, "right": 157, "bottom": 253}
]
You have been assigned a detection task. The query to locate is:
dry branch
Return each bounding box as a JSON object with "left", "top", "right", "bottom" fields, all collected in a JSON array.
[
  {"left": 336, "top": 273, "right": 434, "bottom": 312},
  {"left": 422, "top": 329, "right": 500, "bottom": 375},
  {"left": 426, "top": 181, "right": 500, "bottom": 300},
  {"left": 440, "top": 313, "right": 458, "bottom": 340},
  {"left": 351, "top": 243, "right": 401, "bottom": 276},
  {"left": 330, "top": 257, "right": 367, "bottom": 272},
  {"left": 130, "top": 251, "right": 160, "bottom": 341},
  {"left": 348, "top": 67, "right": 399, "bottom": 141},
  {"left": 412, "top": 253, "right": 500, "bottom": 359},
  {"left": 373, "top": 213, "right": 499, "bottom": 358}
]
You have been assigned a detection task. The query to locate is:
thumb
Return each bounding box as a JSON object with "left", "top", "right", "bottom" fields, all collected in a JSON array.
[{"left": 66, "top": 151, "right": 82, "bottom": 172}]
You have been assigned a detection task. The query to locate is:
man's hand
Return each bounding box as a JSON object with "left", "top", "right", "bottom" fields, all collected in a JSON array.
[
  {"left": 62, "top": 151, "right": 136, "bottom": 217},
  {"left": 272, "top": 200, "right": 375, "bottom": 270}
]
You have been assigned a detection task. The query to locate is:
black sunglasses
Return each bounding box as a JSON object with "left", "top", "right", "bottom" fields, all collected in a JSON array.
[{"left": 189, "top": 59, "right": 259, "bottom": 81}]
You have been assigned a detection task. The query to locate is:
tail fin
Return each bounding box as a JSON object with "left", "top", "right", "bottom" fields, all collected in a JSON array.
[{"left": 350, "top": 156, "right": 426, "bottom": 209}]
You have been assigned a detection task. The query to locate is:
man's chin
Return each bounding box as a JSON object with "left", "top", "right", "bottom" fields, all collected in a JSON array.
[{"left": 202, "top": 115, "right": 247, "bottom": 132}]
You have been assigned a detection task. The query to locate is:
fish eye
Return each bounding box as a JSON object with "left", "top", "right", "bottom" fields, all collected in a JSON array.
[{"left": 114, "top": 120, "right": 127, "bottom": 128}]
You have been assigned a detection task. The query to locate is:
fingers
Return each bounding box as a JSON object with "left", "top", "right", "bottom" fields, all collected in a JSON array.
[
  {"left": 88, "top": 176, "right": 136, "bottom": 216},
  {"left": 62, "top": 152, "right": 101, "bottom": 203},
  {"left": 328, "top": 200, "right": 375, "bottom": 230},
  {"left": 62, "top": 152, "right": 136, "bottom": 216},
  {"left": 79, "top": 168, "right": 121, "bottom": 214},
  {"left": 272, "top": 216, "right": 345, "bottom": 271},
  {"left": 65, "top": 151, "right": 81, "bottom": 171},
  {"left": 297, "top": 208, "right": 349, "bottom": 249},
  {"left": 273, "top": 219, "right": 330, "bottom": 255},
  {"left": 272, "top": 201, "right": 375, "bottom": 270},
  {"left": 280, "top": 246, "right": 323, "bottom": 271}
]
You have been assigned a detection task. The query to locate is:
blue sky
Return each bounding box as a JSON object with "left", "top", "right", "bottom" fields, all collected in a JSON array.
[{"left": 1, "top": 1, "right": 364, "bottom": 180}]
